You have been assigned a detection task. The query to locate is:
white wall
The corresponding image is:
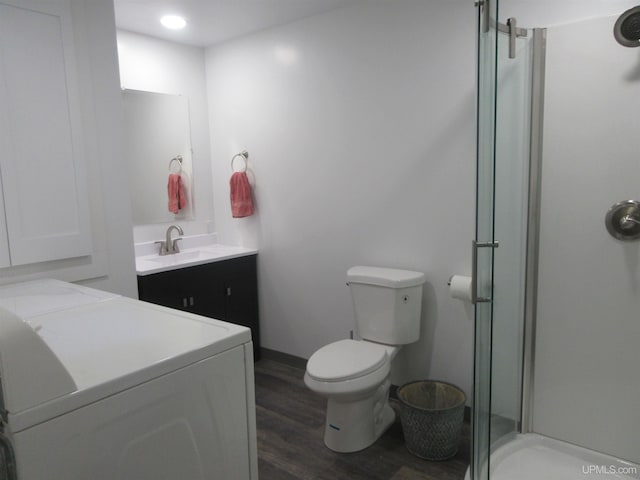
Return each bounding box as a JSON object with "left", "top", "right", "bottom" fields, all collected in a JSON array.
[
  {"left": 502, "top": 0, "right": 639, "bottom": 28},
  {"left": 206, "top": 1, "right": 477, "bottom": 394},
  {"left": 117, "top": 31, "right": 215, "bottom": 243},
  {"left": 533, "top": 15, "right": 640, "bottom": 463},
  {"left": 71, "top": 1, "right": 137, "bottom": 297}
]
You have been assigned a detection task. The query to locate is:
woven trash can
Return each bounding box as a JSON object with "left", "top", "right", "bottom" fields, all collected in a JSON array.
[{"left": 396, "top": 380, "right": 466, "bottom": 461}]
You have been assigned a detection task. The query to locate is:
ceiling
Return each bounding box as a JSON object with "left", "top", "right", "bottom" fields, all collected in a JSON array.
[{"left": 113, "top": 0, "right": 356, "bottom": 47}]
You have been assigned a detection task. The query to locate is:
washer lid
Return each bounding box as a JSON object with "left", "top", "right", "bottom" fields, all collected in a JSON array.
[
  {"left": 0, "top": 278, "right": 119, "bottom": 319},
  {"left": 306, "top": 339, "right": 389, "bottom": 382},
  {"left": 347, "top": 266, "right": 425, "bottom": 288},
  {"left": 0, "top": 307, "right": 77, "bottom": 417},
  {"left": 4, "top": 295, "right": 251, "bottom": 434}
]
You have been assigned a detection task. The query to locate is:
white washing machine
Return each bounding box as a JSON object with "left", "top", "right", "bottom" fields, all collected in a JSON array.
[{"left": 0, "top": 279, "right": 258, "bottom": 480}]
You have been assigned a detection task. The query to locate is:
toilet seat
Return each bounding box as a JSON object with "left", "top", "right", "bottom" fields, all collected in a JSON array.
[{"left": 306, "top": 339, "right": 389, "bottom": 382}]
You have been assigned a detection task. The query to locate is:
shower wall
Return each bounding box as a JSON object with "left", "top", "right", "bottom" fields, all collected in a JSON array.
[{"left": 533, "top": 15, "right": 640, "bottom": 463}]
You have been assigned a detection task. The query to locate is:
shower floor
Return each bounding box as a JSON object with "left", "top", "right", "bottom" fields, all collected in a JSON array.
[{"left": 465, "top": 433, "right": 639, "bottom": 480}]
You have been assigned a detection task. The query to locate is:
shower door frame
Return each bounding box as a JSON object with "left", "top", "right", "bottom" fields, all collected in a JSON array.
[
  {"left": 473, "top": 1, "right": 499, "bottom": 476},
  {"left": 473, "top": 0, "right": 547, "bottom": 477},
  {"left": 519, "top": 28, "right": 546, "bottom": 435}
]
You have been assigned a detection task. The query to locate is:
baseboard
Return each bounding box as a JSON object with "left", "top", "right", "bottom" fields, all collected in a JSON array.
[{"left": 260, "top": 348, "right": 308, "bottom": 369}]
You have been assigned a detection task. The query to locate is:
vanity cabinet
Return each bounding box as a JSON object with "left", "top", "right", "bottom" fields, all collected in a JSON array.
[
  {"left": 137, "top": 255, "right": 260, "bottom": 360},
  {"left": 0, "top": 0, "right": 92, "bottom": 267}
]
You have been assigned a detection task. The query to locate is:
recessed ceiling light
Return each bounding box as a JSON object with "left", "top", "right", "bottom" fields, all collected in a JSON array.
[{"left": 160, "top": 15, "right": 186, "bottom": 30}]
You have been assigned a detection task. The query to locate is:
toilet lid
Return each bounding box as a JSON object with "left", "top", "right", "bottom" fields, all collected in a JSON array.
[{"left": 306, "top": 339, "right": 389, "bottom": 382}]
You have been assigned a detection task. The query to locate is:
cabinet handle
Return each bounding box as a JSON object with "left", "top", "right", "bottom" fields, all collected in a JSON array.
[
  {"left": 227, "top": 287, "right": 232, "bottom": 297},
  {"left": 189, "top": 296, "right": 194, "bottom": 306},
  {"left": 183, "top": 298, "right": 188, "bottom": 308}
]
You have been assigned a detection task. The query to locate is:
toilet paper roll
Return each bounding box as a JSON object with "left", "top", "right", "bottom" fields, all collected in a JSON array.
[{"left": 449, "top": 275, "right": 472, "bottom": 302}]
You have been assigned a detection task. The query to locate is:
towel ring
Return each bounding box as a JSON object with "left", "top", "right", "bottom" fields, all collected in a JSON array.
[
  {"left": 231, "top": 150, "right": 249, "bottom": 172},
  {"left": 169, "top": 155, "right": 183, "bottom": 173}
]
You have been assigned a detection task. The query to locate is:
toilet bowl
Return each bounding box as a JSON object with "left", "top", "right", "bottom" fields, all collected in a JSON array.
[
  {"left": 304, "top": 339, "right": 397, "bottom": 396},
  {"left": 304, "top": 339, "right": 399, "bottom": 453},
  {"left": 304, "top": 265, "right": 425, "bottom": 453}
]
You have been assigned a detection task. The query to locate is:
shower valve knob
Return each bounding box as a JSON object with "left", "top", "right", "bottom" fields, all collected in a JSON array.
[
  {"left": 605, "top": 200, "right": 640, "bottom": 241},
  {"left": 621, "top": 215, "right": 640, "bottom": 229}
]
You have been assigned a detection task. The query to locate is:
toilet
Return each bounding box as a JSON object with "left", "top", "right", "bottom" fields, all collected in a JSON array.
[{"left": 304, "top": 266, "right": 425, "bottom": 453}]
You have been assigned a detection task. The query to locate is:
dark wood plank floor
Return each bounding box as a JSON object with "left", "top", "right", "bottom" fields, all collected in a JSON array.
[{"left": 254, "top": 358, "right": 470, "bottom": 480}]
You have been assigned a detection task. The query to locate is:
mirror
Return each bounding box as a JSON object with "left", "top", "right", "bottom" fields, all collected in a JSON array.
[{"left": 122, "top": 89, "right": 194, "bottom": 225}]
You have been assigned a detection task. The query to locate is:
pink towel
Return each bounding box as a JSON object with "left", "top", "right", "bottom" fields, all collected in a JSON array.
[
  {"left": 168, "top": 173, "right": 187, "bottom": 213},
  {"left": 230, "top": 171, "right": 254, "bottom": 218}
]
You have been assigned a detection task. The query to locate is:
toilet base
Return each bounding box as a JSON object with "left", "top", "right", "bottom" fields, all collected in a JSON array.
[{"left": 323, "top": 379, "right": 395, "bottom": 453}]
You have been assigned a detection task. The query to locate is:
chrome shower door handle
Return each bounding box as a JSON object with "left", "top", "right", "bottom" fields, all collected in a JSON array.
[{"left": 472, "top": 240, "right": 499, "bottom": 304}]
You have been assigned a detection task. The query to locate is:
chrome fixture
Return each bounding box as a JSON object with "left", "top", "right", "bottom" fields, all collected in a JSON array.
[
  {"left": 475, "top": 0, "right": 527, "bottom": 58},
  {"left": 499, "top": 17, "right": 528, "bottom": 59},
  {"left": 605, "top": 200, "right": 640, "bottom": 241},
  {"left": 231, "top": 150, "right": 249, "bottom": 172},
  {"left": 471, "top": 240, "right": 499, "bottom": 304},
  {"left": 168, "top": 155, "right": 183, "bottom": 173},
  {"left": 156, "top": 225, "right": 184, "bottom": 255},
  {"left": 614, "top": 6, "right": 640, "bottom": 47}
]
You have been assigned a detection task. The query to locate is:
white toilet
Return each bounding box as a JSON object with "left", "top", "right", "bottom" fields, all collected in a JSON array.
[{"left": 304, "top": 266, "right": 425, "bottom": 453}]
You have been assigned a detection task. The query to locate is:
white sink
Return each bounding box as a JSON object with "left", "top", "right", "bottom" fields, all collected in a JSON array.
[
  {"left": 135, "top": 244, "right": 258, "bottom": 276},
  {"left": 146, "top": 250, "right": 203, "bottom": 264},
  {"left": 199, "top": 246, "right": 227, "bottom": 255}
]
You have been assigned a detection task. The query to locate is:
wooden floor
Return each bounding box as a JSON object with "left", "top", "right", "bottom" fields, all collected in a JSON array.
[{"left": 254, "top": 358, "right": 470, "bottom": 480}]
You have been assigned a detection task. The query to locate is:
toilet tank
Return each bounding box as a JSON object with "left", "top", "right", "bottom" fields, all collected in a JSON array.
[{"left": 347, "top": 266, "right": 425, "bottom": 345}]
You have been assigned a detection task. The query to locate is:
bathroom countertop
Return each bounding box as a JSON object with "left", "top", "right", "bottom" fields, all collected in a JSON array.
[{"left": 135, "top": 241, "right": 257, "bottom": 276}]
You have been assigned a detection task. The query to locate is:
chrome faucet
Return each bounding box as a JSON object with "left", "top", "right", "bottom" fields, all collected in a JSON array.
[{"left": 156, "top": 225, "right": 184, "bottom": 256}]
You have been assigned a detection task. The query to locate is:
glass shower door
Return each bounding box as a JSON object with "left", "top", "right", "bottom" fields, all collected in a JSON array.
[
  {"left": 474, "top": 1, "right": 535, "bottom": 478},
  {"left": 473, "top": 0, "right": 499, "bottom": 478}
]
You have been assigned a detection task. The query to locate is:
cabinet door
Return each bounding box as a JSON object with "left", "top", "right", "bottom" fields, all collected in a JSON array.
[
  {"left": 138, "top": 266, "right": 226, "bottom": 319},
  {"left": 0, "top": 0, "right": 92, "bottom": 266},
  {"left": 188, "top": 264, "right": 226, "bottom": 320},
  {"left": 137, "top": 270, "right": 189, "bottom": 311},
  {"left": 221, "top": 256, "right": 260, "bottom": 359},
  {"left": 222, "top": 256, "right": 259, "bottom": 326}
]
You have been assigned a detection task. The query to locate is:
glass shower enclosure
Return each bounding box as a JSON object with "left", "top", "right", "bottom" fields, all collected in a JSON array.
[
  {"left": 474, "top": 0, "right": 538, "bottom": 477},
  {"left": 473, "top": 0, "right": 640, "bottom": 479}
]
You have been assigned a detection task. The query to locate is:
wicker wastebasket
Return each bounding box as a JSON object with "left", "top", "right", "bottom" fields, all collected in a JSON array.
[{"left": 396, "top": 380, "right": 466, "bottom": 461}]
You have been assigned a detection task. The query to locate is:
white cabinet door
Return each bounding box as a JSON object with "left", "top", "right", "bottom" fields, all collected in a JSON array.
[{"left": 0, "top": 0, "right": 92, "bottom": 266}]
